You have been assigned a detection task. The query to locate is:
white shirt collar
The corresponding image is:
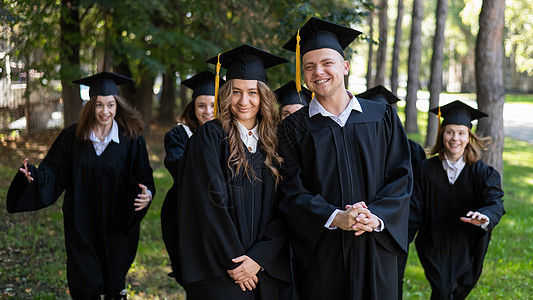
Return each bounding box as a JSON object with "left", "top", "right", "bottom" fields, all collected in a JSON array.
[
  {"left": 308, "top": 90, "right": 363, "bottom": 127},
  {"left": 178, "top": 123, "right": 193, "bottom": 137},
  {"left": 237, "top": 121, "right": 259, "bottom": 153},
  {"left": 442, "top": 154, "right": 466, "bottom": 184},
  {"left": 89, "top": 119, "right": 120, "bottom": 144}
]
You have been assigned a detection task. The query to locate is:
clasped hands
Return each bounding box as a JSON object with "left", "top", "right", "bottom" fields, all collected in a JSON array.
[
  {"left": 227, "top": 255, "right": 261, "bottom": 291},
  {"left": 333, "top": 201, "right": 380, "bottom": 236}
]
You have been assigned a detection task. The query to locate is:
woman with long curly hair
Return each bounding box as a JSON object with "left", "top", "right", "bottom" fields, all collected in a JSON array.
[
  {"left": 409, "top": 100, "right": 505, "bottom": 299},
  {"left": 7, "top": 72, "right": 155, "bottom": 299},
  {"left": 175, "top": 44, "right": 291, "bottom": 299}
]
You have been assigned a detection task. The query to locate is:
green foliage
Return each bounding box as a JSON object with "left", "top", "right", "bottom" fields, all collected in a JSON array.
[
  {"left": 505, "top": 0, "right": 533, "bottom": 75},
  {"left": 505, "top": 94, "right": 533, "bottom": 104}
]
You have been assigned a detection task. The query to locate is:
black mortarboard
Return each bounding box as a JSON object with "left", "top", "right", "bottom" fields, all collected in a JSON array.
[
  {"left": 182, "top": 71, "right": 225, "bottom": 99},
  {"left": 429, "top": 100, "right": 488, "bottom": 129},
  {"left": 275, "top": 81, "right": 312, "bottom": 106},
  {"left": 73, "top": 71, "right": 133, "bottom": 97},
  {"left": 356, "top": 85, "right": 400, "bottom": 105},
  {"left": 206, "top": 44, "right": 288, "bottom": 83},
  {"left": 282, "top": 17, "right": 361, "bottom": 58}
]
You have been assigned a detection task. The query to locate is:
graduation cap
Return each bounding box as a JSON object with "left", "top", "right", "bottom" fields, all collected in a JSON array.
[
  {"left": 356, "top": 85, "right": 400, "bottom": 105},
  {"left": 206, "top": 44, "right": 288, "bottom": 84},
  {"left": 282, "top": 17, "right": 361, "bottom": 58},
  {"left": 429, "top": 100, "right": 488, "bottom": 129},
  {"left": 182, "top": 71, "right": 225, "bottom": 99},
  {"left": 274, "top": 81, "right": 312, "bottom": 106},
  {"left": 282, "top": 17, "right": 361, "bottom": 94},
  {"left": 73, "top": 71, "right": 133, "bottom": 98}
]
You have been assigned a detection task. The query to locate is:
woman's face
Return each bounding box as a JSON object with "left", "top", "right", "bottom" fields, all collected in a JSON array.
[
  {"left": 194, "top": 95, "right": 215, "bottom": 125},
  {"left": 443, "top": 124, "right": 470, "bottom": 159},
  {"left": 94, "top": 95, "right": 116, "bottom": 127},
  {"left": 230, "top": 79, "right": 260, "bottom": 129}
]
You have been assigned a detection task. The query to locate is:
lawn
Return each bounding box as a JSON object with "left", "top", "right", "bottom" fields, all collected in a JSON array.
[{"left": 1, "top": 117, "right": 532, "bottom": 298}]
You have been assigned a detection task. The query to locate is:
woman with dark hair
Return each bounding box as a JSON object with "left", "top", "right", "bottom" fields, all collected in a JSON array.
[
  {"left": 6, "top": 72, "right": 155, "bottom": 300},
  {"left": 161, "top": 70, "right": 223, "bottom": 283},
  {"left": 409, "top": 100, "right": 505, "bottom": 299},
  {"left": 176, "top": 44, "right": 291, "bottom": 299}
]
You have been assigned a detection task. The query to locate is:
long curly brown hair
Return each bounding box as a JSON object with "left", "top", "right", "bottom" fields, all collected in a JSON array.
[
  {"left": 76, "top": 95, "right": 144, "bottom": 141},
  {"left": 429, "top": 124, "right": 492, "bottom": 164},
  {"left": 217, "top": 79, "right": 283, "bottom": 185}
]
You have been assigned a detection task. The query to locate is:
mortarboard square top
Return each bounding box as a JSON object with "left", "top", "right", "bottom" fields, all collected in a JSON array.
[
  {"left": 274, "top": 80, "right": 312, "bottom": 106},
  {"left": 206, "top": 44, "right": 287, "bottom": 84},
  {"left": 282, "top": 17, "right": 361, "bottom": 58},
  {"left": 356, "top": 85, "right": 400, "bottom": 105},
  {"left": 430, "top": 100, "right": 488, "bottom": 129},
  {"left": 73, "top": 71, "right": 133, "bottom": 98},
  {"left": 182, "top": 71, "right": 225, "bottom": 99}
]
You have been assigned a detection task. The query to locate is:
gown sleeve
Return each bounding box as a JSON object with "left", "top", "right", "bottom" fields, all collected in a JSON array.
[
  {"left": 164, "top": 125, "right": 188, "bottom": 181},
  {"left": 278, "top": 114, "right": 338, "bottom": 264},
  {"left": 124, "top": 135, "right": 155, "bottom": 234},
  {"left": 366, "top": 106, "right": 413, "bottom": 254},
  {"left": 475, "top": 161, "right": 505, "bottom": 232},
  {"left": 7, "top": 127, "right": 72, "bottom": 213}
]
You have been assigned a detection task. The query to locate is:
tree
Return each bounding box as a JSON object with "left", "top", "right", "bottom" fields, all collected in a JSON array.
[
  {"left": 425, "top": 0, "right": 448, "bottom": 147},
  {"left": 390, "top": 0, "right": 404, "bottom": 96},
  {"left": 60, "top": 0, "right": 82, "bottom": 127},
  {"left": 476, "top": 0, "right": 505, "bottom": 174},
  {"left": 404, "top": 0, "right": 423, "bottom": 134},
  {"left": 365, "top": 5, "right": 375, "bottom": 89},
  {"left": 374, "top": 0, "right": 388, "bottom": 86}
]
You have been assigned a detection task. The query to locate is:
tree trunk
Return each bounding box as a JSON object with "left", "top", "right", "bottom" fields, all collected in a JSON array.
[
  {"left": 366, "top": 7, "right": 375, "bottom": 89},
  {"left": 60, "top": 0, "right": 82, "bottom": 127},
  {"left": 475, "top": 0, "right": 505, "bottom": 174},
  {"left": 404, "top": 0, "right": 423, "bottom": 134},
  {"left": 135, "top": 71, "right": 155, "bottom": 136},
  {"left": 425, "top": 0, "right": 448, "bottom": 147},
  {"left": 159, "top": 70, "right": 177, "bottom": 123},
  {"left": 390, "top": 0, "right": 404, "bottom": 96},
  {"left": 374, "top": 0, "right": 388, "bottom": 86},
  {"left": 113, "top": 60, "right": 135, "bottom": 105}
]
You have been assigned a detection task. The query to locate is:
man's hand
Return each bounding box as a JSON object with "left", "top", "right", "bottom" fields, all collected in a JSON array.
[{"left": 460, "top": 211, "right": 489, "bottom": 226}]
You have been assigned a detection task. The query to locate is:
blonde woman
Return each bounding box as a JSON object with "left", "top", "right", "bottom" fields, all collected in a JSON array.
[
  {"left": 409, "top": 100, "right": 505, "bottom": 299},
  {"left": 176, "top": 44, "right": 291, "bottom": 299}
]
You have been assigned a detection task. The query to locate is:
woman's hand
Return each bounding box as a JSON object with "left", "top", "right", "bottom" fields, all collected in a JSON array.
[
  {"left": 19, "top": 158, "right": 34, "bottom": 183},
  {"left": 134, "top": 183, "right": 151, "bottom": 211},
  {"left": 227, "top": 255, "right": 261, "bottom": 291},
  {"left": 460, "top": 211, "right": 489, "bottom": 226}
]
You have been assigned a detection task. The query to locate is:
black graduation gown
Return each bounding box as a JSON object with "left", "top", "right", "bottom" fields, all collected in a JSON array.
[
  {"left": 409, "top": 157, "right": 505, "bottom": 299},
  {"left": 161, "top": 124, "right": 190, "bottom": 283},
  {"left": 6, "top": 124, "right": 155, "bottom": 299},
  {"left": 397, "top": 139, "right": 426, "bottom": 299},
  {"left": 176, "top": 120, "right": 291, "bottom": 300},
  {"left": 278, "top": 99, "right": 413, "bottom": 300}
]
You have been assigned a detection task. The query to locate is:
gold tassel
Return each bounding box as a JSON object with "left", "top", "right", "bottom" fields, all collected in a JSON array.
[
  {"left": 214, "top": 53, "right": 221, "bottom": 119},
  {"left": 295, "top": 30, "right": 302, "bottom": 94}
]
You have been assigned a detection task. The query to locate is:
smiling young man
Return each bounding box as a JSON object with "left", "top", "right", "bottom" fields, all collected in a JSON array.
[{"left": 278, "top": 17, "right": 413, "bottom": 300}]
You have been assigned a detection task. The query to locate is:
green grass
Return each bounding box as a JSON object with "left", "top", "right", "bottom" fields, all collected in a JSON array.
[{"left": 504, "top": 94, "right": 533, "bottom": 104}]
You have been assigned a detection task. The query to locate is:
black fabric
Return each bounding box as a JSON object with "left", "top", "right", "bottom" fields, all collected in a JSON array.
[
  {"left": 282, "top": 17, "right": 361, "bottom": 57},
  {"left": 160, "top": 124, "right": 190, "bottom": 284},
  {"left": 206, "top": 44, "right": 287, "bottom": 83},
  {"left": 409, "top": 157, "right": 505, "bottom": 299},
  {"left": 72, "top": 71, "right": 134, "bottom": 97},
  {"left": 275, "top": 81, "right": 312, "bottom": 107},
  {"left": 278, "top": 99, "right": 413, "bottom": 300},
  {"left": 182, "top": 71, "right": 223, "bottom": 99},
  {"left": 176, "top": 120, "right": 291, "bottom": 299},
  {"left": 6, "top": 125, "right": 155, "bottom": 298},
  {"left": 429, "top": 100, "right": 488, "bottom": 129}
]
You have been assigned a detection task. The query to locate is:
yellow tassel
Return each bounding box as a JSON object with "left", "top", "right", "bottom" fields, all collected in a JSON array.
[
  {"left": 214, "top": 53, "right": 221, "bottom": 119},
  {"left": 436, "top": 106, "right": 442, "bottom": 143},
  {"left": 295, "top": 30, "right": 302, "bottom": 94}
]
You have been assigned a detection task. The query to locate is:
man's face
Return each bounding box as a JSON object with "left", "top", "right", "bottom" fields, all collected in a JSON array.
[{"left": 302, "top": 48, "right": 349, "bottom": 98}]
